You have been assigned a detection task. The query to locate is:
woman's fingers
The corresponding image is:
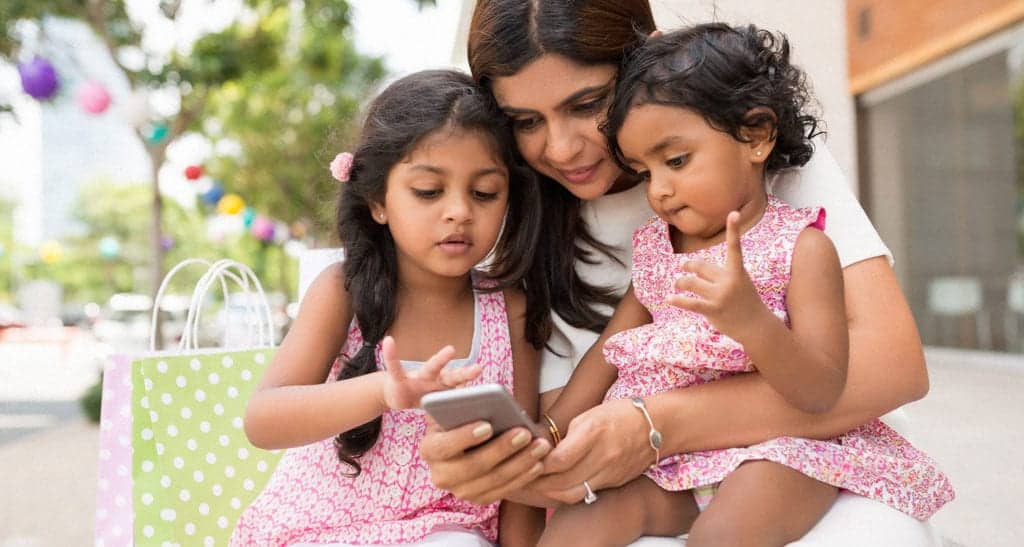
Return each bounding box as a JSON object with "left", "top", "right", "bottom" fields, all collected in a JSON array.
[{"left": 420, "top": 425, "right": 543, "bottom": 499}]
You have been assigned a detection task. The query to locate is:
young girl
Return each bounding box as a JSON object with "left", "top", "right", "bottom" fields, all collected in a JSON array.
[
  {"left": 230, "top": 70, "right": 546, "bottom": 547},
  {"left": 537, "top": 24, "right": 954, "bottom": 546}
]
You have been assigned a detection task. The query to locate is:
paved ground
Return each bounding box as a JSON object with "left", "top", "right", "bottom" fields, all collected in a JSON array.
[{"left": 0, "top": 342, "right": 1020, "bottom": 546}]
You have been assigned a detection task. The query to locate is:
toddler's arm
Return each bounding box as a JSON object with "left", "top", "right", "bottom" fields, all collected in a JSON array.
[
  {"left": 674, "top": 214, "right": 848, "bottom": 413},
  {"left": 544, "top": 285, "right": 652, "bottom": 442}
]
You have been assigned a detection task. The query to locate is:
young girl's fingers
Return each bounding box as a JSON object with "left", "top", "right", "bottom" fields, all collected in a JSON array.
[
  {"left": 440, "top": 363, "right": 482, "bottom": 388},
  {"left": 419, "top": 345, "right": 456, "bottom": 379},
  {"left": 680, "top": 259, "right": 721, "bottom": 282},
  {"left": 380, "top": 336, "right": 406, "bottom": 381}
]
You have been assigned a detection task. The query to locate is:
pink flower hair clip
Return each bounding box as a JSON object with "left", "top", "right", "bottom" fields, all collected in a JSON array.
[{"left": 330, "top": 152, "right": 354, "bottom": 182}]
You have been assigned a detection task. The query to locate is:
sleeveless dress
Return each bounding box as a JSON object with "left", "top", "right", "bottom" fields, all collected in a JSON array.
[
  {"left": 231, "top": 289, "right": 515, "bottom": 546},
  {"left": 602, "top": 197, "right": 955, "bottom": 520}
]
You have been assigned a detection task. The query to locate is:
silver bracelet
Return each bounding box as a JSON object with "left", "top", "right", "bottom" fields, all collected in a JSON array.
[{"left": 631, "top": 397, "right": 662, "bottom": 468}]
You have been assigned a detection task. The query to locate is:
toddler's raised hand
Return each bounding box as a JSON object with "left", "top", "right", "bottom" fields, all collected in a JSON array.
[
  {"left": 380, "top": 336, "right": 482, "bottom": 411},
  {"left": 667, "top": 211, "right": 770, "bottom": 340}
]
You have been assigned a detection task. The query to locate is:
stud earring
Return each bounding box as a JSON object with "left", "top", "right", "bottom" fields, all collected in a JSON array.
[{"left": 756, "top": 150, "right": 762, "bottom": 156}]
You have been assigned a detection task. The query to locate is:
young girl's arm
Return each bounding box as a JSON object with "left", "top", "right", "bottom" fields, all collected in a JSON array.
[
  {"left": 544, "top": 284, "right": 651, "bottom": 435},
  {"left": 244, "top": 265, "right": 476, "bottom": 449},
  {"left": 672, "top": 214, "right": 848, "bottom": 414},
  {"left": 498, "top": 288, "right": 547, "bottom": 547}
]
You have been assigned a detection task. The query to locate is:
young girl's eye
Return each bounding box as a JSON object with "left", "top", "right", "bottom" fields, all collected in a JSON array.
[
  {"left": 473, "top": 190, "right": 500, "bottom": 201},
  {"left": 412, "top": 188, "right": 441, "bottom": 199}
]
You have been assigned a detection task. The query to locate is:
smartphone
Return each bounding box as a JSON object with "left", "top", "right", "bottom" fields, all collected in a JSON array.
[{"left": 421, "top": 383, "right": 544, "bottom": 438}]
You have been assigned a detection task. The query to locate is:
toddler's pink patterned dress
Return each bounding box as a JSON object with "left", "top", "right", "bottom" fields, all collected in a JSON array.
[
  {"left": 231, "top": 289, "right": 514, "bottom": 546},
  {"left": 603, "top": 196, "right": 954, "bottom": 520}
]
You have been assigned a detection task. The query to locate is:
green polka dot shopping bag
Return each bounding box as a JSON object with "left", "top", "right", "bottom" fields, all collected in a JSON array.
[{"left": 97, "top": 259, "right": 283, "bottom": 546}]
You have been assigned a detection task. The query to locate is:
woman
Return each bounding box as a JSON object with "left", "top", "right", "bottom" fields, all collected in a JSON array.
[{"left": 421, "top": 1, "right": 939, "bottom": 545}]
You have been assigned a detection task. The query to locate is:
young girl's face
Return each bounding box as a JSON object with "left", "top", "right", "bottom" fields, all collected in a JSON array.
[
  {"left": 616, "top": 104, "right": 771, "bottom": 244},
  {"left": 491, "top": 54, "right": 633, "bottom": 201},
  {"left": 371, "top": 128, "right": 510, "bottom": 282}
]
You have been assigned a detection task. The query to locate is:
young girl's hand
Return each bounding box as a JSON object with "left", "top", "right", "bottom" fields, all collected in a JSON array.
[
  {"left": 667, "top": 211, "right": 772, "bottom": 341},
  {"left": 380, "top": 336, "right": 482, "bottom": 411}
]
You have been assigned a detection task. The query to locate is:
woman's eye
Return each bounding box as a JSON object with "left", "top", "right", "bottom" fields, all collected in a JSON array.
[
  {"left": 573, "top": 97, "right": 605, "bottom": 115},
  {"left": 412, "top": 188, "right": 441, "bottom": 199},
  {"left": 511, "top": 117, "right": 541, "bottom": 132}
]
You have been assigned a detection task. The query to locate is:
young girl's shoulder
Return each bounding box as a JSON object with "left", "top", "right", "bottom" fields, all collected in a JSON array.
[{"left": 297, "top": 262, "right": 352, "bottom": 333}]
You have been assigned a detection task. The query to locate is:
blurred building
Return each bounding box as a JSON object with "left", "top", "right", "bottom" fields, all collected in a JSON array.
[
  {"left": 0, "top": 18, "right": 150, "bottom": 247},
  {"left": 850, "top": 0, "right": 1024, "bottom": 353}
]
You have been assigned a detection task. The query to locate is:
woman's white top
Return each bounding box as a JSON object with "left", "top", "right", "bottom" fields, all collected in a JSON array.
[{"left": 539, "top": 145, "right": 892, "bottom": 391}]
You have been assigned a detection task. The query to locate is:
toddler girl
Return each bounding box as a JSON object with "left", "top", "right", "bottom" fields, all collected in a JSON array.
[{"left": 537, "top": 24, "right": 954, "bottom": 547}]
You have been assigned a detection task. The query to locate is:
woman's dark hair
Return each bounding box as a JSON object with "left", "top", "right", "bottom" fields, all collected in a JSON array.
[
  {"left": 333, "top": 69, "right": 542, "bottom": 475},
  {"left": 468, "top": 0, "right": 657, "bottom": 335},
  {"left": 604, "top": 23, "right": 823, "bottom": 174}
]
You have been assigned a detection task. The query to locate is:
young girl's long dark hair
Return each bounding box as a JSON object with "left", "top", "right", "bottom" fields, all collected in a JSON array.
[
  {"left": 604, "top": 23, "right": 823, "bottom": 175},
  {"left": 333, "top": 70, "right": 541, "bottom": 475}
]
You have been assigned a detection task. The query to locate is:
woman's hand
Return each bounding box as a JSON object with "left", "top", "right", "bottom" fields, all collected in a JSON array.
[
  {"left": 380, "top": 336, "right": 481, "bottom": 411},
  {"left": 420, "top": 419, "right": 551, "bottom": 505},
  {"left": 531, "top": 398, "right": 655, "bottom": 504}
]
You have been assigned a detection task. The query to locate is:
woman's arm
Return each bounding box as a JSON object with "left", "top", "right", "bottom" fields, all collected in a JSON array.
[
  {"left": 498, "top": 289, "right": 546, "bottom": 546},
  {"left": 533, "top": 255, "right": 927, "bottom": 503}
]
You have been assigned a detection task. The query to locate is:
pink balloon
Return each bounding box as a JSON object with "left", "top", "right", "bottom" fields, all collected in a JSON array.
[
  {"left": 250, "top": 216, "right": 276, "bottom": 242},
  {"left": 77, "top": 81, "right": 111, "bottom": 114}
]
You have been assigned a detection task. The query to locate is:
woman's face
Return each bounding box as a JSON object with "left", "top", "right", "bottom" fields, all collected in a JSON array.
[{"left": 491, "top": 54, "right": 628, "bottom": 201}]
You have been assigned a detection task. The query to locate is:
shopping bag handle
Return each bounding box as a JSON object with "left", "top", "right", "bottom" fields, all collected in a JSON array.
[
  {"left": 184, "top": 259, "right": 274, "bottom": 350},
  {"left": 150, "top": 259, "right": 275, "bottom": 351}
]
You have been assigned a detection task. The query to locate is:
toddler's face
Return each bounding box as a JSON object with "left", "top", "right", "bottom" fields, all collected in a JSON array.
[
  {"left": 372, "top": 128, "right": 509, "bottom": 282},
  {"left": 616, "top": 104, "right": 769, "bottom": 250}
]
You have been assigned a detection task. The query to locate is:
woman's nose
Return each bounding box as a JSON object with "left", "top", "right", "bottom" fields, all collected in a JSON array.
[{"left": 544, "top": 121, "right": 583, "bottom": 164}]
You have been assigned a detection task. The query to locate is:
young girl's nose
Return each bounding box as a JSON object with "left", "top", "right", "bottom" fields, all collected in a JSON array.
[
  {"left": 544, "top": 121, "right": 583, "bottom": 164},
  {"left": 443, "top": 194, "right": 473, "bottom": 223}
]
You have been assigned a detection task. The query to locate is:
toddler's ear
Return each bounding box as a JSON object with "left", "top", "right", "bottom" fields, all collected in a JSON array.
[
  {"left": 649, "top": 29, "right": 663, "bottom": 38},
  {"left": 740, "top": 107, "right": 778, "bottom": 163}
]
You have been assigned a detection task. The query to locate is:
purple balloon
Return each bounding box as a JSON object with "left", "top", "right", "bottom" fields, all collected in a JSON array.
[
  {"left": 18, "top": 57, "right": 59, "bottom": 100},
  {"left": 250, "top": 216, "right": 275, "bottom": 242}
]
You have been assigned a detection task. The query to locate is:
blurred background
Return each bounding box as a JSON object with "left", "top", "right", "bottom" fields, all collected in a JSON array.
[{"left": 0, "top": 1, "right": 1021, "bottom": 546}]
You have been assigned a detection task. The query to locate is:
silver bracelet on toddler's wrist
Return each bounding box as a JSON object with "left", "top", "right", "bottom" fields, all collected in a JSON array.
[{"left": 631, "top": 397, "right": 662, "bottom": 468}]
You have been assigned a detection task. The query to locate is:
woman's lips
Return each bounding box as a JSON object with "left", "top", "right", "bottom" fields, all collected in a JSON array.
[{"left": 558, "top": 161, "right": 601, "bottom": 185}]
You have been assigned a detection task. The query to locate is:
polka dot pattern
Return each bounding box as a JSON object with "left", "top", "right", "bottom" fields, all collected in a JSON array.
[{"left": 131, "top": 349, "right": 281, "bottom": 544}]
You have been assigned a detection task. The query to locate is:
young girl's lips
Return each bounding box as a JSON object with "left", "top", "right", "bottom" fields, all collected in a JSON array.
[
  {"left": 437, "top": 241, "right": 472, "bottom": 255},
  {"left": 558, "top": 161, "right": 601, "bottom": 185}
]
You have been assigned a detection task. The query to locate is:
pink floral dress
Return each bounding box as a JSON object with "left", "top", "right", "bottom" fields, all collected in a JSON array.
[
  {"left": 231, "top": 289, "right": 514, "bottom": 546},
  {"left": 603, "top": 197, "right": 955, "bottom": 520}
]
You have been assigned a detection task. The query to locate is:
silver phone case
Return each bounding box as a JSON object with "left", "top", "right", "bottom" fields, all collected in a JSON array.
[{"left": 421, "top": 383, "right": 543, "bottom": 437}]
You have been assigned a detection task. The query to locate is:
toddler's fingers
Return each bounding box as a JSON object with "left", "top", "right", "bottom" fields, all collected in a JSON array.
[
  {"left": 668, "top": 294, "right": 711, "bottom": 315},
  {"left": 680, "top": 260, "right": 721, "bottom": 282},
  {"left": 673, "top": 276, "right": 715, "bottom": 298}
]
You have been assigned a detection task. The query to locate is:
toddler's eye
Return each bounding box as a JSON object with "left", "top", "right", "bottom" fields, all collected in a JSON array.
[
  {"left": 635, "top": 171, "right": 651, "bottom": 182},
  {"left": 666, "top": 155, "right": 688, "bottom": 168}
]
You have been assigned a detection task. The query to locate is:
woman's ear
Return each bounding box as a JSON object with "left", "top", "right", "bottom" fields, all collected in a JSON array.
[
  {"left": 369, "top": 201, "right": 387, "bottom": 224},
  {"left": 740, "top": 107, "right": 778, "bottom": 164}
]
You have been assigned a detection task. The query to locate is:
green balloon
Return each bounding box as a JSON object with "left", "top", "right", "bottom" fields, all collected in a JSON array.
[{"left": 145, "top": 121, "right": 169, "bottom": 144}]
